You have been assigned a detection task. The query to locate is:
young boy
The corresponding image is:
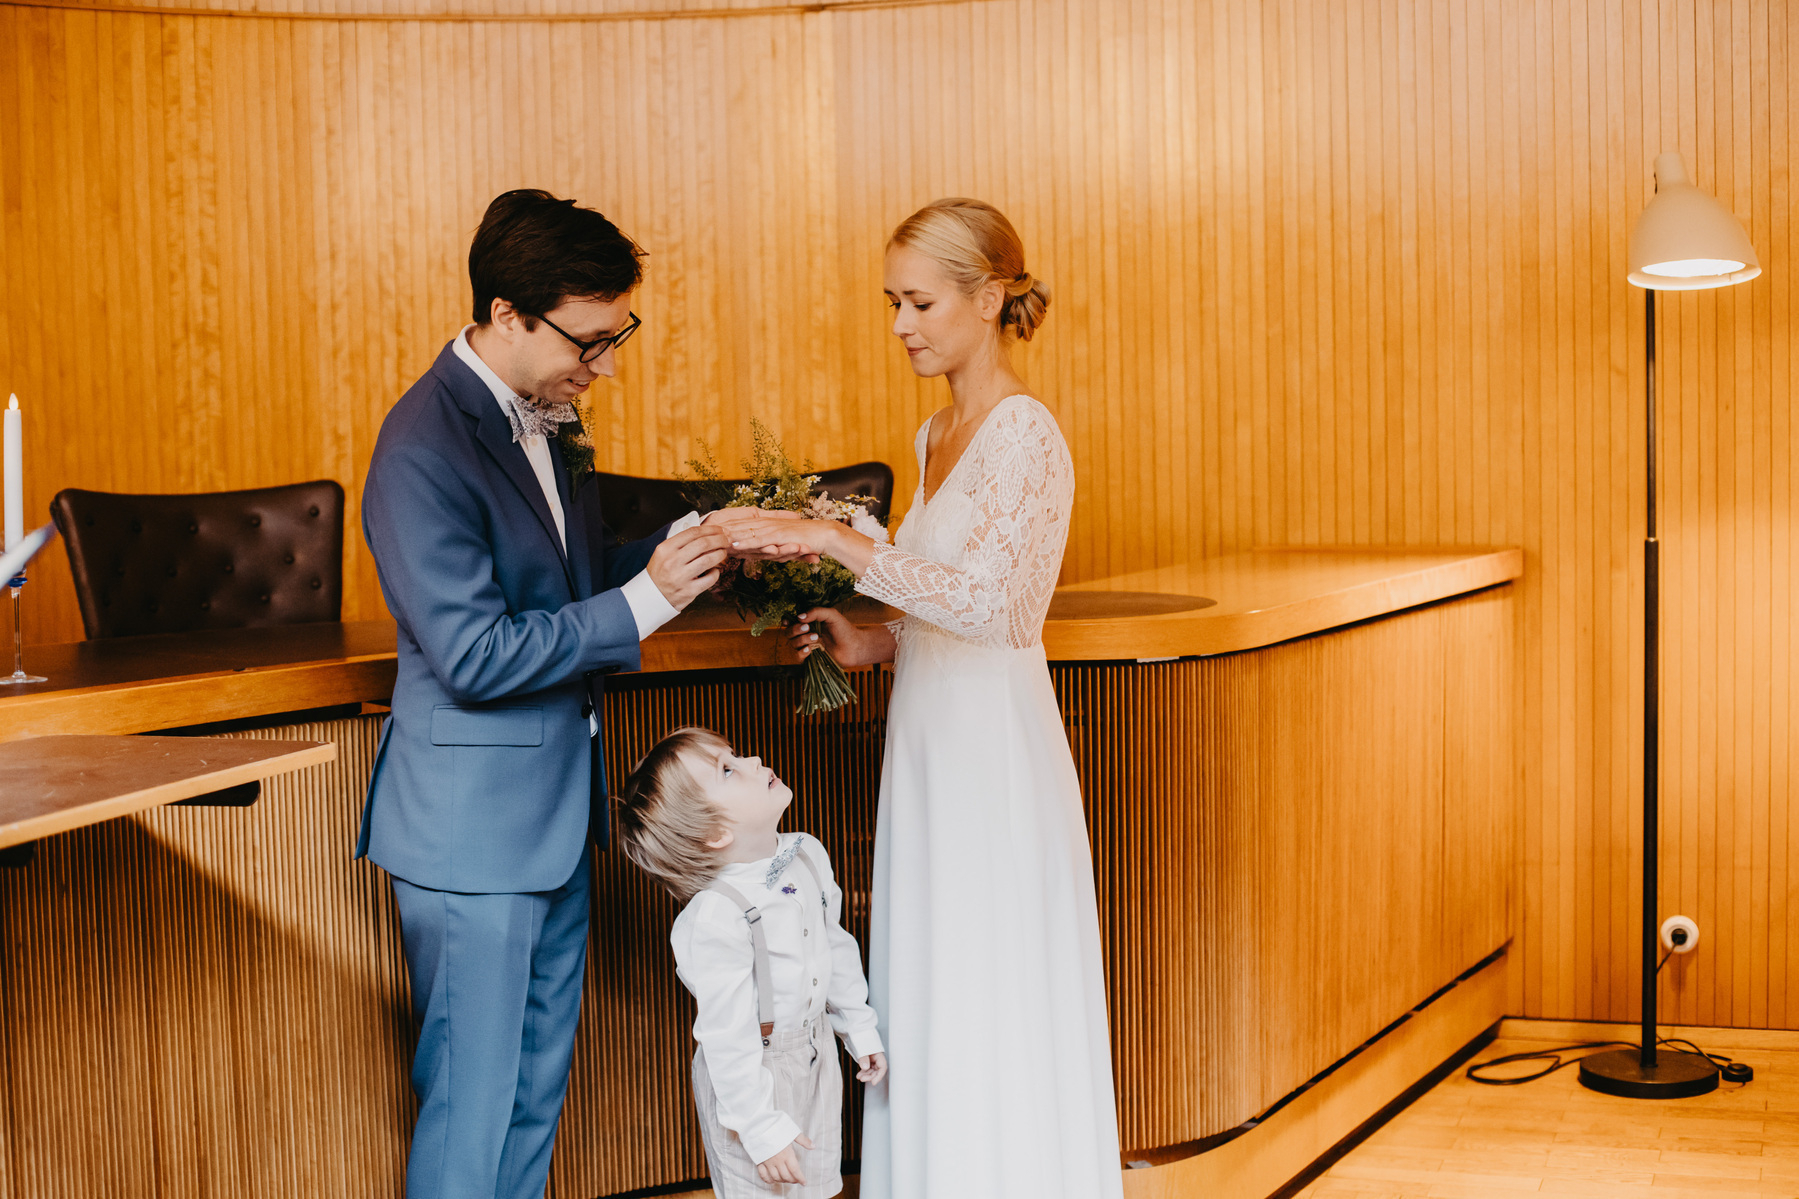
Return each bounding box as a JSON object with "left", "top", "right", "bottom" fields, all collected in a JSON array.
[{"left": 616, "top": 727, "right": 886, "bottom": 1198}]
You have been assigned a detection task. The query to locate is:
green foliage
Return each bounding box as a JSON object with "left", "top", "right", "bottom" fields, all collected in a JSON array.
[
  {"left": 556, "top": 417, "right": 596, "bottom": 492},
  {"left": 679, "top": 441, "right": 737, "bottom": 512},
  {"left": 681, "top": 417, "right": 821, "bottom": 515},
  {"left": 728, "top": 555, "right": 861, "bottom": 637},
  {"left": 681, "top": 419, "right": 882, "bottom": 715}
]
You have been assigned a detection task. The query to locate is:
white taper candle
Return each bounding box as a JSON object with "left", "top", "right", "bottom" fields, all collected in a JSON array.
[{"left": 3, "top": 394, "right": 21, "bottom": 552}]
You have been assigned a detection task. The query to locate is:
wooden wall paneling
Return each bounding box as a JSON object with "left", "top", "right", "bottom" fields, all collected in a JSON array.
[
  {"left": 3, "top": 0, "right": 1797, "bottom": 1043},
  {"left": 1769, "top": 0, "right": 1794, "bottom": 1036}
]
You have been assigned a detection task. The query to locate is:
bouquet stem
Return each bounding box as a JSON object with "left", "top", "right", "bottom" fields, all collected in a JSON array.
[{"left": 798, "top": 650, "right": 858, "bottom": 716}]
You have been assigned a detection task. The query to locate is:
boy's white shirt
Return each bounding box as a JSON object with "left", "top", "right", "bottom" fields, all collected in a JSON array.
[{"left": 670, "top": 831, "right": 884, "bottom": 1165}]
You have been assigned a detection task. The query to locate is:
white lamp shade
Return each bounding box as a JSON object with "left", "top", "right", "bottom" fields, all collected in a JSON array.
[{"left": 1628, "top": 152, "right": 1761, "bottom": 290}]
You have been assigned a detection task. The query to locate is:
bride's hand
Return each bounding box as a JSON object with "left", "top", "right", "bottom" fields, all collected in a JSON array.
[
  {"left": 727, "top": 514, "right": 846, "bottom": 565},
  {"left": 787, "top": 607, "right": 892, "bottom": 667},
  {"left": 702, "top": 508, "right": 816, "bottom": 562}
]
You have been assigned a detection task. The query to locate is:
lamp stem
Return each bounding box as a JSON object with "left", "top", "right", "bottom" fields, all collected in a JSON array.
[{"left": 1642, "top": 285, "right": 1659, "bottom": 1069}]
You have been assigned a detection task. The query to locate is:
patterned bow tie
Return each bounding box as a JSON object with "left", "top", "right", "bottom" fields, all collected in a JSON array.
[
  {"left": 765, "top": 834, "right": 807, "bottom": 889},
  {"left": 503, "top": 395, "right": 577, "bottom": 442}
]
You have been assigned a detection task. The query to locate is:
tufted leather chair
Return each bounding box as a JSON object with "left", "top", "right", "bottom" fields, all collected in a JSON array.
[
  {"left": 51, "top": 480, "right": 345, "bottom": 640},
  {"left": 591, "top": 461, "right": 895, "bottom": 545}
]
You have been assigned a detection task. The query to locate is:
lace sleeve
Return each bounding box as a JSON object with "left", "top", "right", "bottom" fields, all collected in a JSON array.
[{"left": 855, "top": 401, "right": 1072, "bottom": 647}]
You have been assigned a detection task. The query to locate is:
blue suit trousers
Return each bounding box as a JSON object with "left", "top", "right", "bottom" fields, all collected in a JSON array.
[{"left": 392, "top": 851, "right": 592, "bottom": 1199}]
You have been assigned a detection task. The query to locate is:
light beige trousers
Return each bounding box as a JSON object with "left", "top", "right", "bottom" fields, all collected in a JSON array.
[{"left": 692, "top": 1012, "right": 844, "bottom": 1199}]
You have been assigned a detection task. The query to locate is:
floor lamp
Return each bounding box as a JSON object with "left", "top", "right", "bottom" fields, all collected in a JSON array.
[{"left": 1577, "top": 152, "right": 1761, "bottom": 1100}]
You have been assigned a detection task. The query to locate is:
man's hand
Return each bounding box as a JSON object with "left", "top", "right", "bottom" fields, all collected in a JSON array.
[
  {"left": 856, "top": 1052, "right": 887, "bottom": 1086},
  {"left": 647, "top": 524, "right": 733, "bottom": 610},
  {"left": 756, "top": 1134, "right": 814, "bottom": 1186},
  {"left": 702, "top": 507, "right": 816, "bottom": 562}
]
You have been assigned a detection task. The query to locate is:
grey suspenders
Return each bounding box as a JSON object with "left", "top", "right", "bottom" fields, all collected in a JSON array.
[{"left": 707, "top": 845, "right": 826, "bottom": 1039}]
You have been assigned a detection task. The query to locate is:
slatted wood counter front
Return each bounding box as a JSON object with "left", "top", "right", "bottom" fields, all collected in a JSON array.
[{"left": 0, "top": 549, "right": 1520, "bottom": 1198}]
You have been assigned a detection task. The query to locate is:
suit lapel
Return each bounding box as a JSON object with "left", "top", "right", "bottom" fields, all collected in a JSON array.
[
  {"left": 436, "top": 344, "right": 578, "bottom": 596},
  {"left": 553, "top": 448, "right": 594, "bottom": 599},
  {"left": 472, "top": 404, "right": 572, "bottom": 574}
]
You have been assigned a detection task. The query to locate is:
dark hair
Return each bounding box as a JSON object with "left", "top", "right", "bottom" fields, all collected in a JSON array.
[{"left": 469, "top": 189, "right": 646, "bottom": 326}]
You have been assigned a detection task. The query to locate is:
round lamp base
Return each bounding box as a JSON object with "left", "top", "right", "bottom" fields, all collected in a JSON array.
[{"left": 1578, "top": 1047, "right": 1719, "bottom": 1099}]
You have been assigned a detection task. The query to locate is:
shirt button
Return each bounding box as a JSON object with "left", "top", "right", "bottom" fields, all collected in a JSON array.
[
  {"left": 803, "top": 929, "right": 809, "bottom": 937},
  {"left": 812, "top": 978, "right": 819, "bottom": 986}
]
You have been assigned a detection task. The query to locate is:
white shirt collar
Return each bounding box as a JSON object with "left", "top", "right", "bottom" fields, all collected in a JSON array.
[
  {"left": 453, "top": 324, "right": 528, "bottom": 427},
  {"left": 714, "top": 833, "right": 802, "bottom": 884}
]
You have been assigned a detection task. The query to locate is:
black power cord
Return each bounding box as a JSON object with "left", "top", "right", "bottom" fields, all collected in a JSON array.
[
  {"left": 1465, "top": 1040, "right": 1632, "bottom": 1084},
  {"left": 1469, "top": 924, "right": 1758, "bottom": 1087},
  {"left": 1466, "top": 1036, "right": 1754, "bottom": 1086}
]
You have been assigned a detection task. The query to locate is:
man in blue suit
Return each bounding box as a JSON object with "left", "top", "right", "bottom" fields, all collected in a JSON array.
[{"left": 358, "top": 190, "right": 796, "bottom": 1199}]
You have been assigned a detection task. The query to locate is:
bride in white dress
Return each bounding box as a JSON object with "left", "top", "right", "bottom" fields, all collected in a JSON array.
[{"left": 732, "top": 198, "right": 1122, "bottom": 1199}]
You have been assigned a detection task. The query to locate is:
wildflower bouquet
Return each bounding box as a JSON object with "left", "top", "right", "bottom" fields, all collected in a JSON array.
[{"left": 686, "top": 421, "right": 889, "bottom": 715}]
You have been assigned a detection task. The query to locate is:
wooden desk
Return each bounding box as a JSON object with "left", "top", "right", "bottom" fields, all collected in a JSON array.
[
  {"left": 0, "top": 548, "right": 1522, "bottom": 1199},
  {"left": 1047, "top": 546, "right": 1520, "bottom": 657},
  {"left": 0, "top": 621, "right": 399, "bottom": 742},
  {"left": 0, "top": 547, "right": 1518, "bottom": 741},
  {"left": 0, "top": 735, "right": 335, "bottom": 850}
]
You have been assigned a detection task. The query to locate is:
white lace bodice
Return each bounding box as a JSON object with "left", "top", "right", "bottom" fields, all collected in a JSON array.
[{"left": 856, "top": 395, "right": 1074, "bottom": 650}]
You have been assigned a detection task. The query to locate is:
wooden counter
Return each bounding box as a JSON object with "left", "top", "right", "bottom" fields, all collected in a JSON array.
[
  {"left": 0, "top": 548, "right": 1521, "bottom": 1199},
  {"left": 0, "top": 547, "right": 1520, "bottom": 741},
  {"left": 0, "top": 620, "right": 399, "bottom": 743},
  {"left": 1046, "top": 546, "right": 1520, "bottom": 658}
]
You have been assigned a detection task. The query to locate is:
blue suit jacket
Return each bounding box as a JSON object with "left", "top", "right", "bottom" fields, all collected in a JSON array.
[{"left": 356, "top": 341, "right": 667, "bottom": 894}]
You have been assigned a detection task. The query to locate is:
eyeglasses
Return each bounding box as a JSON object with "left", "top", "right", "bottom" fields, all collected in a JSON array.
[{"left": 535, "top": 310, "right": 642, "bottom": 363}]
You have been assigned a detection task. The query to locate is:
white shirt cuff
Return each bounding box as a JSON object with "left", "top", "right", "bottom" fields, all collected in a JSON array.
[
  {"left": 620, "top": 512, "right": 704, "bottom": 639},
  {"left": 621, "top": 568, "right": 681, "bottom": 640},
  {"left": 741, "top": 1111, "right": 806, "bottom": 1166},
  {"left": 841, "top": 1026, "right": 885, "bottom": 1061}
]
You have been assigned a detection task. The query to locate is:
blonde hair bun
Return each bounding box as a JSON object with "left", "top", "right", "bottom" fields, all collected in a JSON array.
[{"left": 890, "top": 198, "right": 1050, "bottom": 341}]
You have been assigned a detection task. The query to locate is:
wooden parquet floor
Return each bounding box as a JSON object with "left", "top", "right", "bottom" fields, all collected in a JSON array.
[{"left": 1295, "top": 1030, "right": 1799, "bottom": 1198}]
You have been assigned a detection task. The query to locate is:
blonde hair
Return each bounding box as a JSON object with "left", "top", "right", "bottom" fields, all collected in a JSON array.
[
  {"left": 615, "top": 726, "right": 733, "bottom": 904},
  {"left": 889, "top": 197, "right": 1050, "bottom": 341}
]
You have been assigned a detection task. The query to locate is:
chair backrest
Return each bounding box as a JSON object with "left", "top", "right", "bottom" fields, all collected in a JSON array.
[
  {"left": 50, "top": 480, "right": 345, "bottom": 639},
  {"left": 591, "top": 461, "right": 895, "bottom": 545}
]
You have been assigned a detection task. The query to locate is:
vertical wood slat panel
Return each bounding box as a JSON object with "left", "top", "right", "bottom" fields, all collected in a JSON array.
[
  {"left": 0, "top": 584, "right": 1512, "bottom": 1196},
  {"left": 0, "top": 717, "right": 412, "bottom": 1198},
  {"left": 0, "top": 0, "right": 1793, "bottom": 1059}
]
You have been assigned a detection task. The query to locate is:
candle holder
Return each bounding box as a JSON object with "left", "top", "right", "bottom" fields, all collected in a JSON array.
[{"left": 2, "top": 570, "right": 45, "bottom": 686}]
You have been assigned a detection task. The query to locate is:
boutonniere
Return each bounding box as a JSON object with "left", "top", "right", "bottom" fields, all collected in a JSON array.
[{"left": 556, "top": 408, "right": 596, "bottom": 494}]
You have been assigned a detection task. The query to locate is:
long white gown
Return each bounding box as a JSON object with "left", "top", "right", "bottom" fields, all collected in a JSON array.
[{"left": 853, "top": 395, "right": 1123, "bottom": 1199}]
